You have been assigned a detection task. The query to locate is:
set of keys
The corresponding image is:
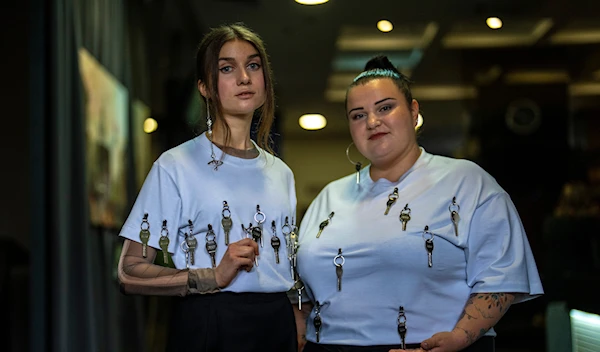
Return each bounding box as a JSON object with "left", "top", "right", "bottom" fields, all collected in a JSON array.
[
  {"left": 282, "top": 217, "right": 299, "bottom": 279},
  {"left": 139, "top": 213, "right": 150, "bottom": 258}
]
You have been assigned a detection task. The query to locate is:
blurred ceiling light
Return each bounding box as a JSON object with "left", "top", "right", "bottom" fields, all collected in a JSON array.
[
  {"left": 299, "top": 114, "right": 327, "bottom": 130},
  {"left": 486, "top": 17, "right": 503, "bottom": 29},
  {"left": 295, "top": 0, "right": 329, "bottom": 5},
  {"left": 143, "top": 117, "right": 158, "bottom": 133},
  {"left": 416, "top": 113, "right": 424, "bottom": 130},
  {"left": 377, "top": 20, "right": 394, "bottom": 33}
]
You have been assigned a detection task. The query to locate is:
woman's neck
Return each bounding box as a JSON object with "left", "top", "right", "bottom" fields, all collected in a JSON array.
[
  {"left": 210, "top": 114, "right": 254, "bottom": 150},
  {"left": 369, "top": 144, "right": 421, "bottom": 183}
]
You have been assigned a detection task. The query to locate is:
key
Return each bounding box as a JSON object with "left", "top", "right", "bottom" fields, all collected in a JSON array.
[
  {"left": 187, "top": 233, "right": 198, "bottom": 266},
  {"left": 355, "top": 162, "right": 362, "bottom": 184},
  {"left": 271, "top": 221, "right": 280, "bottom": 264},
  {"left": 242, "top": 223, "right": 259, "bottom": 267},
  {"left": 451, "top": 211, "right": 460, "bottom": 236},
  {"left": 221, "top": 201, "right": 233, "bottom": 245},
  {"left": 397, "top": 306, "right": 407, "bottom": 350},
  {"left": 423, "top": 225, "right": 434, "bottom": 268},
  {"left": 205, "top": 224, "right": 218, "bottom": 268},
  {"left": 316, "top": 212, "right": 334, "bottom": 238},
  {"left": 181, "top": 236, "right": 190, "bottom": 268},
  {"left": 399, "top": 204, "right": 411, "bottom": 231},
  {"left": 294, "top": 280, "right": 304, "bottom": 311},
  {"left": 384, "top": 187, "right": 399, "bottom": 215},
  {"left": 185, "top": 220, "right": 198, "bottom": 266},
  {"left": 159, "top": 220, "right": 170, "bottom": 264},
  {"left": 449, "top": 197, "right": 460, "bottom": 237},
  {"left": 139, "top": 213, "right": 150, "bottom": 258},
  {"left": 254, "top": 205, "right": 266, "bottom": 247},
  {"left": 333, "top": 248, "right": 344, "bottom": 291},
  {"left": 314, "top": 301, "right": 322, "bottom": 343}
]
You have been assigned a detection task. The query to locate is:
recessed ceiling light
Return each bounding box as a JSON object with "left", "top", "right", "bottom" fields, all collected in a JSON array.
[
  {"left": 295, "top": 0, "right": 329, "bottom": 5},
  {"left": 299, "top": 114, "right": 327, "bottom": 130},
  {"left": 377, "top": 20, "right": 394, "bottom": 33},
  {"left": 486, "top": 17, "right": 503, "bottom": 30},
  {"left": 143, "top": 117, "right": 158, "bottom": 133}
]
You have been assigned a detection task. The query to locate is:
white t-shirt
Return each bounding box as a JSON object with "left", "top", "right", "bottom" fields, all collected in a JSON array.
[
  {"left": 296, "top": 148, "right": 543, "bottom": 345},
  {"left": 119, "top": 132, "right": 297, "bottom": 293}
]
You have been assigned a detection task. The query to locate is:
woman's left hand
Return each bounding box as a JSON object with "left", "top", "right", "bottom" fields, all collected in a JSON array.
[{"left": 388, "top": 330, "right": 466, "bottom": 352}]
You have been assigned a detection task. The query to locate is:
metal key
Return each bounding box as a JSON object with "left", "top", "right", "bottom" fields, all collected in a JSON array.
[
  {"left": 397, "top": 306, "right": 407, "bottom": 349},
  {"left": 355, "top": 162, "right": 362, "bottom": 184},
  {"left": 385, "top": 187, "right": 399, "bottom": 215},
  {"left": 139, "top": 213, "right": 150, "bottom": 258},
  {"left": 271, "top": 220, "right": 280, "bottom": 264},
  {"left": 314, "top": 301, "right": 322, "bottom": 343},
  {"left": 334, "top": 248, "right": 344, "bottom": 291},
  {"left": 254, "top": 205, "right": 266, "bottom": 247},
  {"left": 205, "top": 224, "right": 218, "bottom": 268},
  {"left": 294, "top": 279, "right": 304, "bottom": 311},
  {"left": 242, "top": 223, "right": 259, "bottom": 267},
  {"left": 316, "top": 212, "right": 334, "bottom": 238},
  {"left": 221, "top": 201, "right": 233, "bottom": 245},
  {"left": 399, "top": 204, "right": 411, "bottom": 231},
  {"left": 449, "top": 197, "right": 460, "bottom": 237},
  {"left": 159, "top": 221, "right": 170, "bottom": 265},
  {"left": 186, "top": 221, "right": 198, "bottom": 266},
  {"left": 423, "top": 225, "right": 434, "bottom": 268},
  {"left": 181, "top": 239, "right": 190, "bottom": 268}
]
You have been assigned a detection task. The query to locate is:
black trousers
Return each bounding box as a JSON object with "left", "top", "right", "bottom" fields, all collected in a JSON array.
[
  {"left": 304, "top": 336, "right": 494, "bottom": 352},
  {"left": 167, "top": 291, "right": 297, "bottom": 352}
]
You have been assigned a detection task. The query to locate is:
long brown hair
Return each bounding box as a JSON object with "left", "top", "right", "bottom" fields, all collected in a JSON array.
[{"left": 196, "top": 22, "right": 275, "bottom": 152}]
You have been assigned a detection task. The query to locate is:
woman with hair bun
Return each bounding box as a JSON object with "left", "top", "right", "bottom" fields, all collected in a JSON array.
[{"left": 292, "top": 55, "right": 543, "bottom": 352}]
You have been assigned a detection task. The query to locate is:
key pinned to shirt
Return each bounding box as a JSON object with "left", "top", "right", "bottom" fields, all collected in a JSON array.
[
  {"left": 397, "top": 306, "right": 407, "bottom": 349},
  {"left": 384, "top": 187, "right": 399, "bottom": 215},
  {"left": 159, "top": 220, "right": 171, "bottom": 265},
  {"left": 333, "top": 248, "right": 344, "bottom": 291},
  {"left": 314, "top": 301, "right": 323, "bottom": 342},
  {"left": 316, "top": 212, "right": 335, "bottom": 238},
  {"left": 448, "top": 197, "right": 460, "bottom": 236},
  {"left": 139, "top": 213, "right": 151, "bottom": 258},
  {"left": 422, "top": 225, "right": 434, "bottom": 268}
]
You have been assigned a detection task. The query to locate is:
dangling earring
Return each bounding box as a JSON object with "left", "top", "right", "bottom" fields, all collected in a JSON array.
[
  {"left": 346, "top": 142, "right": 362, "bottom": 184},
  {"left": 206, "top": 101, "right": 223, "bottom": 170}
]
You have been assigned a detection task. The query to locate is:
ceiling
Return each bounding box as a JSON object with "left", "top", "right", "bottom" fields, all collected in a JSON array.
[{"left": 154, "top": 0, "right": 600, "bottom": 154}]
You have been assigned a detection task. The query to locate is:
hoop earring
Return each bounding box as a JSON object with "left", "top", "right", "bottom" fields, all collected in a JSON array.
[
  {"left": 346, "top": 142, "right": 363, "bottom": 184},
  {"left": 206, "top": 101, "right": 223, "bottom": 170}
]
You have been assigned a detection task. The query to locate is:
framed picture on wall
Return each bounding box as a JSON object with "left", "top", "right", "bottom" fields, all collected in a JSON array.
[{"left": 78, "top": 48, "right": 129, "bottom": 228}]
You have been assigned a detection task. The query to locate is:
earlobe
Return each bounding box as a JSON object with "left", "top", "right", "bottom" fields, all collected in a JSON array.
[
  {"left": 411, "top": 99, "right": 420, "bottom": 125},
  {"left": 198, "top": 80, "right": 207, "bottom": 98}
]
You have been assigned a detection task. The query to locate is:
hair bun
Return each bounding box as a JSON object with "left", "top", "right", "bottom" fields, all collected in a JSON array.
[{"left": 364, "top": 55, "right": 399, "bottom": 74}]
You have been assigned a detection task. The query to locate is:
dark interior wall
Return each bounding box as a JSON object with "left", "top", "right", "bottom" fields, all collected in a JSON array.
[{"left": 0, "top": 1, "right": 30, "bottom": 249}]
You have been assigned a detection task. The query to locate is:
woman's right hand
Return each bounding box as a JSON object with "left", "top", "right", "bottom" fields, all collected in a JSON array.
[{"left": 214, "top": 238, "right": 259, "bottom": 288}]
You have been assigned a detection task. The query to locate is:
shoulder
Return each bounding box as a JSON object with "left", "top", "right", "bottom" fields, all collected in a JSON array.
[
  {"left": 154, "top": 138, "right": 199, "bottom": 172},
  {"left": 261, "top": 150, "right": 295, "bottom": 176}
]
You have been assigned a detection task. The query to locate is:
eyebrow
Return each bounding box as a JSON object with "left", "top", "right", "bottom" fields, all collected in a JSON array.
[
  {"left": 347, "top": 97, "right": 396, "bottom": 114},
  {"left": 218, "top": 53, "right": 261, "bottom": 63}
]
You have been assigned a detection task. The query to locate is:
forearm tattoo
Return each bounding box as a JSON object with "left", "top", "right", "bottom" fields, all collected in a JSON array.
[{"left": 455, "top": 292, "right": 515, "bottom": 345}]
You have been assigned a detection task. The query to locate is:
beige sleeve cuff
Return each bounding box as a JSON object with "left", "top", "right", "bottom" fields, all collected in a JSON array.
[{"left": 187, "top": 268, "right": 221, "bottom": 295}]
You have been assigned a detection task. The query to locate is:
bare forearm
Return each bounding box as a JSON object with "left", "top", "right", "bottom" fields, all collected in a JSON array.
[
  {"left": 293, "top": 302, "right": 313, "bottom": 347},
  {"left": 453, "top": 292, "right": 515, "bottom": 346}
]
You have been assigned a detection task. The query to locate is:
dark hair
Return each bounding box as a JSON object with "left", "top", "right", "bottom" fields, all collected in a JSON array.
[
  {"left": 195, "top": 22, "right": 275, "bottom": 152},
  {"left": 345, "top": 55, "right": 413, "bottom": 112}
]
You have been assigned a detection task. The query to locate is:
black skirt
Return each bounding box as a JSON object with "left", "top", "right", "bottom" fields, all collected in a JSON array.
[
  {"left": 304, "top": 336, "right": 494, "bottom": 352},
  {"left": 167, "top": 291, "right": 297, "bottom": 352}
]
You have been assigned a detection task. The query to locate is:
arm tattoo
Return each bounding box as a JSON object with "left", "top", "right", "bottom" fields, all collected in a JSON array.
[{"left": 454, "top": 326, "right": 477, "bottom": 345}]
